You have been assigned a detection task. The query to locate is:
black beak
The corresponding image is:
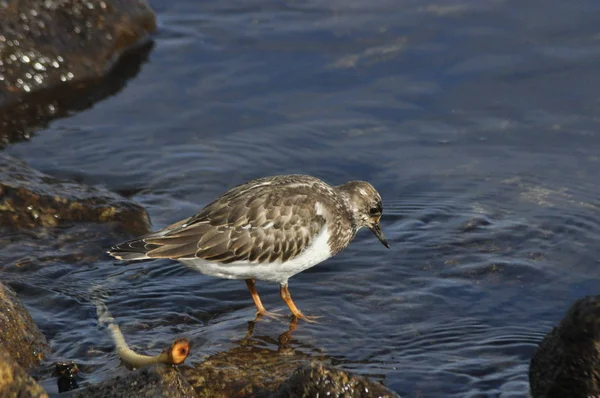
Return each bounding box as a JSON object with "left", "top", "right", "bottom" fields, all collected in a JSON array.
[{"left": 369, "top": 223, "right": 390, "bottom": 248}]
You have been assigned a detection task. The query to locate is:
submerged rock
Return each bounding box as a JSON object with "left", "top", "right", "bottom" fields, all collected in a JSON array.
[
  {"left": 0, "top": 348, "right": 49, "bottom": 398},
  {"left": 0, "top": 0, "right": 156, "bottom": 143},
  {"left": 273, "top": 363, "right": 400, "bottom": 398},
  {"left": 62, "top": 365, "right": 198, "bottom": 398},
  {"left": 0, "top": 154, "right": 151, "bottom": 236},
  {"left": 0, "top": 282, "right": 49, "bottom": 370},
  {"left": 529, "top": 295, "right": 600, "bottom": 398}
]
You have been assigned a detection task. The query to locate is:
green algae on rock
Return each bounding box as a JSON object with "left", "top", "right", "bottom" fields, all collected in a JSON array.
[
  {"left": 0, "top": 282, "right": 49, "bottom": 370},
  {"left": 0, "top": 154, "right": 151, "bottom": 236},
  {"left": 0, "top": 348, "right": 49, "bottom": 398}
]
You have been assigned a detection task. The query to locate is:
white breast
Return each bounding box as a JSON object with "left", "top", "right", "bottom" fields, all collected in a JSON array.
[{"left": 179, "top": 225, "right": 333, "bottom": 285}]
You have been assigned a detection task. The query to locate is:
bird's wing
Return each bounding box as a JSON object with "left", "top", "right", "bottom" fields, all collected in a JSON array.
[{"left": 111, "top": 189, "right": 327, "bottom": 264}]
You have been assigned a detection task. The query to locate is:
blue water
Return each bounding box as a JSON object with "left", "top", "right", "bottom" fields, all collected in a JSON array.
[{"left": 3, "top": 0, "right": 600, "bottom": 396}]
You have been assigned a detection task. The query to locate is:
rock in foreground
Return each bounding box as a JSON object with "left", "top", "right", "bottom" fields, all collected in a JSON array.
[
  {"left": 0, "top": 282, "right": 49, "bottom": 370},
  {"left": 274, "top": 363, "right": 400, "bottom": 398},
  {"left": 529, "top": 295, "right": 600, "bottom": 398},
  {"left": 180, "top": 343, "right": 316, "bottom": 397},
  {"left": 0, "top": 154, "right": 151, "bottom": 236},
  {"left": 62, "top": 365, "right": 198, "bottom": 398},
  {"left": 61, "top": 342, "right": 398, "bottom": 398},
  {"left": 0, "top": 348, "right": 48, "bottom": 398},
  {"left": 180, "top": 343, "right": 398, "bottom": 398}
]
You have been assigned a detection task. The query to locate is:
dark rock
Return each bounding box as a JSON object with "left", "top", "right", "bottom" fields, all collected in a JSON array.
[
  {"left": 62, "top": 364, "right": 198, "bottom": 398},
  {"left": 0, "top": 282, "right": 49, "bottom": 370},
  {"left": 0, "top": 347, "right": 49, "bottom": 398},
  {"left": 273, "top": 363, "right": 400, "bottom": 398},
  {"left": 54, "top": 361, "right": 80, "bottom": 393},
  {"left": 0, "top": 153, "right": 151, "bottom": 236},
  {"left": 178, "top": 340, "right": 396, "bottom": 398},
  {"left": 529, "top": 295, "right": 600, "bottom": 398},
  {"left": 56, "top": 332, "right": 395, "bottom": 398},
  {"left": 0, "top": 0, "right": 156, "bottom": 143},
  {"left": 0, "top": 0, "right": 156, "bottom": 103},
  {"left": 0, "top": 40, "right": 153, "bottom": 145}
]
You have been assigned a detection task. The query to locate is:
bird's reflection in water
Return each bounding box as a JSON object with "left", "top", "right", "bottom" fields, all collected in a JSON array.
[
  {"left": 179, "top": 316, "right": 326, "bottom": 396},
  {"left": 240, "top": 316, "right": 304, "bottom": 355},
  {"left": 179, "top": 315, "right": 398, "bottom": 397}
]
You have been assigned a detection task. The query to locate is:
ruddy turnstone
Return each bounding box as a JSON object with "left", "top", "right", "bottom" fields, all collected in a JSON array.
[{"left": 108, "top": 174, "right": 389, "bottom": 322}]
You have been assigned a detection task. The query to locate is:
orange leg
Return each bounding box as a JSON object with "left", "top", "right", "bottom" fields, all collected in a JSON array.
[
  {"left": 279, "top": 283, "right": 320, "bottom": 323},
  {"left": 245, "top": 279, "right": 281, "bottom": 319}
]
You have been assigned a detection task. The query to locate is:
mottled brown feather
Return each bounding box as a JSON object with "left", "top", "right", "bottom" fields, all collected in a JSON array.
[
  {"left": 147, "top": 242, "right": 199, "bottom": 258},
  {"left": 137, "top": 179, "right": 330, "bottom": 264}
]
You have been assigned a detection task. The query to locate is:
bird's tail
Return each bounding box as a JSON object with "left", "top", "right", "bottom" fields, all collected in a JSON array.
[
  {"left": 107, "top": 236, "right": 154, "bottom": 261},
  {"left": 107, "top": 217, "right": 193, "bottom": 261}
]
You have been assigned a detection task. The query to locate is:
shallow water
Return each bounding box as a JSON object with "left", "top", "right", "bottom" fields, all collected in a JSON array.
[{"left": 3, "top": 0, "right": 600, "bottom": 396}]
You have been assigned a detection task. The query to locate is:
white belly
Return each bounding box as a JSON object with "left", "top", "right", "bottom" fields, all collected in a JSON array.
[{"left": 179, "top": 225, "right": 332, "bottom": 285}]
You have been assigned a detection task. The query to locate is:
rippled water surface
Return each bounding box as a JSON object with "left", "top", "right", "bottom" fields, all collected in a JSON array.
[{"left": 4, "top": 0, "right": 600, "bottom": 396}]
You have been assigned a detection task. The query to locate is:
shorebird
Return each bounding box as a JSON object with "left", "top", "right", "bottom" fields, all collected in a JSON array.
[{"left": 108, "top": 174, "right": 389, "bottom": 322}]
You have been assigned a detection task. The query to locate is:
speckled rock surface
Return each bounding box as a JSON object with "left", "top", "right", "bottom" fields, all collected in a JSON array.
[
  {"left": 0, "top": 0, "right": 155, "bottom": 102},
  {"left": 0, "top": 347, "right": 49, "bottom": 398},
  {"left": 0, "top": 0, "right": 156, "bottom": 142},
  {"left": 180, "top": 344, "right": 318, "bottom": 398},
  {"left": 529, "top": 295, "right": 600, "bottom": 398},
  {"left": 62, "top": 365, "right": 198, "bottom": 398},
  {"left": 273, "top": 363, "right": 400, "bottom": 398},
  {"left": 0, "top": 153, "right": 151, "bottom": 235},
  {"left": 178, "top": 343, "right": 396, "bottom": 398},
  {"left": 0, "top": 282, "right": 49, "bottom": 370}
]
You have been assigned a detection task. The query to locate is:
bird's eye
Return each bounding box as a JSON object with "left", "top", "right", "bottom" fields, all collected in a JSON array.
[{"left": 369, "top": 206, "right": 380, "bottom": 216}]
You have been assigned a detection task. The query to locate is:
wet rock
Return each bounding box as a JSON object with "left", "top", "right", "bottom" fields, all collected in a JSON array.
[
  {"left": 179, "top": 341, "right": 396, "bottom": 398},
  {"left": 0, "top": 0, "right": 156, "bottom": 143},
  {"left": 62, "top": 364, "right": 198, "bottom": 398},
  {"left": 0, "top": 282, "right": 49, "bottom": 370},
  {"left": 55, "top": 361, "right": 80, "bottom": 393},
  {"left": 529, "top": 295, "right": 600, "bottom": 398},
  {"left": 273, "top": 363, "right": 399, "bottom": 398},
  {"left": 0, "top": 0, "right": 156, "bottom": 103},
  {"left": 180, "top": 344, "right": 317, "bottom": 397},
  {"left": 0, "top": 347, "right": 49, "bottom": 398},
  {"left": 0, "top": 154, "right": 151, "bottom": 236},
  {"left": 58, "top": 333, "right": 396, "bottom": 398},
  {"left": 0, "top": 41, "right": 153, "bottom": 145}
]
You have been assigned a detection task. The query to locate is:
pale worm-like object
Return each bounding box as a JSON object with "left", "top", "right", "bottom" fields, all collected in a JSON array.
[{"left": 95, "top": 300, "right": 190, "bottom": 368}]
